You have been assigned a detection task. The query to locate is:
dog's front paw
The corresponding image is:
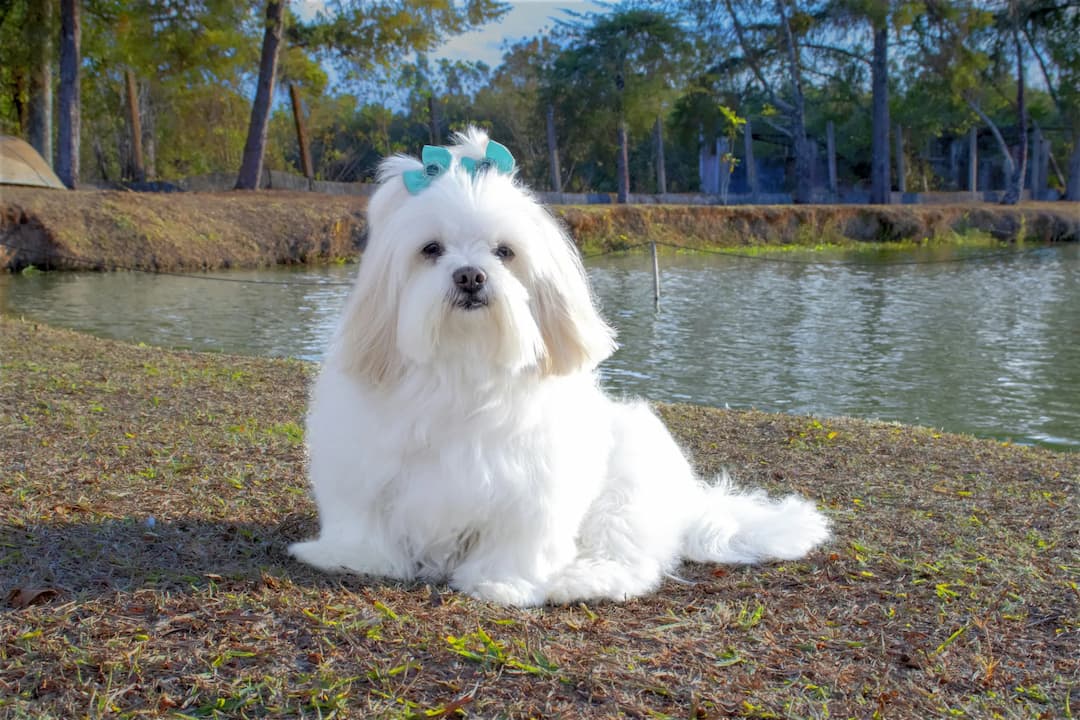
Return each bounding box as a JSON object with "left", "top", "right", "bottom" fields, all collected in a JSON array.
[
  {"left": 462, "top": 579, "right": 545, "bottom": 607},
  {"left": 288, "top": 539, "right": 348, "bottom": 571}
]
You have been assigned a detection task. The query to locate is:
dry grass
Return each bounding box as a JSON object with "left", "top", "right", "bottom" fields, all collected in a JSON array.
[
  {"left": 3, "top": 186, "right": 1077, "bottom": 272},
  {"left": 0, "top": 187, "right": 366, "bottom": 272},
  {"left": 1, "top": 315, "right": 1077, "bottom": 719}
]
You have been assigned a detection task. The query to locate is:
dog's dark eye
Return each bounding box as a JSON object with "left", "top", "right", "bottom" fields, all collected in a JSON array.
[
  {"left": 421, "top": 241, "right": 444, "bottom": 259},
  {"left": 494, "top": 244, "right": 515, "bottom": 261}
]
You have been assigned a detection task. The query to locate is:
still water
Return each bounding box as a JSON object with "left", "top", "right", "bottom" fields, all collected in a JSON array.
[{"left": 2, "top": 244, "right": 1078, "bottom": 449}]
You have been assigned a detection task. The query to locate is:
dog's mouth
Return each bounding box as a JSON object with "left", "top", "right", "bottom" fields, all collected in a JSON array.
[{"left": 452, "top": 292, "right": 489, "bottom": 311}]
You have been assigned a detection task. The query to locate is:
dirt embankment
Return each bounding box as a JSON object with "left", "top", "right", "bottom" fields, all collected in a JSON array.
[
  {"left": 0, "top": 186, "right": 367, "bottom": 271},
  {"left": 1, "top": 185, "right": 1077, "bottom": 271},
  {"left": 556, "top": 202, "right": 1080, "bottom": 254}
]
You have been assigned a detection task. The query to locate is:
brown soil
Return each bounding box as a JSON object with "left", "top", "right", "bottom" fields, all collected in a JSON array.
[
  {"left": 2, "top": 185, "right": 1077, "bottom": 271},
  {"left": 1, "top": 315, "right": 1077, "bottom": 718}
]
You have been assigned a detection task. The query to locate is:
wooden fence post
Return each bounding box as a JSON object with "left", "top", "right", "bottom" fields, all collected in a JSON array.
[
  {"left": 289, "top": 84, "right": 314, "bottom": 184},
  {"left": 894, "top": 122, "right": 905, "bottom": 194},
  {"left": 654, "top": 116, "right": 667, "bottom": 195},
  {"left": 651, "top": 240, "right": 660, "bottom": 310},
  {"left": 826, "top": 120, "right": 838, "bottom": 201},
  {"left": 968, "top": 127, "right": 978, "bottom": 197},
  {"left": 745, "top": 118, "right": 758, "bottom": 202},
  {"left": 546, "top": 104, "right": 562, "bottom": 193}
]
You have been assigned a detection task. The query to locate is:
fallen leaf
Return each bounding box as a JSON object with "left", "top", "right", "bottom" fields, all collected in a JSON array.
[{"left": 7, "top": 586, "right": 60, "bottom": 609}]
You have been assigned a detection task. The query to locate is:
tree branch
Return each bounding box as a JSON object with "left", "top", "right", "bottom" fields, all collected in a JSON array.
[
  {"left": 966, "top": 96, "right": 1014, "bottom": 178},
  {"left": 1021, "top": 25, "right": 1061, "bottom": 114},
  {"left": 722, "top": 0, "right": 792, "bottom": 113},
  {"left": 759, "top": 115, "right": 793, "bottom": 138},
  {"left": 800, "top": 42, "right": 870, "bottom": 67}
]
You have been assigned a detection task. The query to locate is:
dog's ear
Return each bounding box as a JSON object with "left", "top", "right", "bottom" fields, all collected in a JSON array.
[
  {"left": 335, "top": 261, "right": 402, "bottom": 385},
  {"left": 333, "top": 164, "right": 413, "bottom": 384},
  {"left": 533, "top": 217, "right": 617, "bottom": 376}
]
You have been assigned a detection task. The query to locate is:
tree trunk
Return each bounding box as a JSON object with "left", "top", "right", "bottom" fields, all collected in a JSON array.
[
  {"left": 745, "top": 118, "right": 759, "bottom": 201},
  {"left": 870, "top": 23, "right": 890, "bottom": 204},
  {"left": 93, "top": 138, "right": 110, "bottom": 182},
  {"left": 27, "top": 0, "right": 53, "bottom": 167},
  {"left": 777, "top": 0, "right": 812, "bottom": 203},
  {"left": 1029, "top": 124, "right": 1045, "bottom": 200},
  {"left": 56, "top": 0, "right": 80, "bottom": 188},
  {"left": 236, "top": 0, "right": 286, "bottom": 191},
  {"left": 654, "top": 116, "right": 667, "bottom": 195},
  {"left": 968, "top": 126, "right": 978, "bottom": 195},
  {"left": 1001, "top": 21, "right": 1027, "bottom": 205},
  {"left": 125, "top": 69, "right": 145, "bottom": 183},
  {"left": 616, "top": 119, "right": 629, "bottom": 204},
  {"left": 546, "top": 103, "right": 561, "bottom": 193},
  {"left": 427, "top": 95, "right": 440, "bottom": 145},
  {"left": 968, "top": 101, "right": 1012, "bottom": 178},
  {"left": 289, "top": 83, "right": 314, "bottom": 181},
  {"left": 143, "top": 92, "right": 156, "bottom": 180}
]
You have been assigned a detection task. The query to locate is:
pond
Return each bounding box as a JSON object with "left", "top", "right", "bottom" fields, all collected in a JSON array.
[{"left": 2, "top": 243, "right": 1078, "bottom": 450}]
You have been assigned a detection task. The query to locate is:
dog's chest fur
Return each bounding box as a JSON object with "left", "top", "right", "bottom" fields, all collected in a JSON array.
[{"left": 374, "top": 370, "right": 602, "bottom": 577}]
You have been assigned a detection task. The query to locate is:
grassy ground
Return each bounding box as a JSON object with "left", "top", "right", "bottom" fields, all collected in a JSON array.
[{"left": 1, "top": 315, "right": 1077, "bottom": 719}]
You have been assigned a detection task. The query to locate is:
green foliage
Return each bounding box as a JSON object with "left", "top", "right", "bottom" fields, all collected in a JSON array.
[
  {"left": 1, "top": 0, "right": 1076, "bottom": 192},
  {"left": 547, "top": 8, "right": 693, "bottom": 191}
]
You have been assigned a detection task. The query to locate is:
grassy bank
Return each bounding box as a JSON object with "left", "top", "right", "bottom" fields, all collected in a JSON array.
[
  {"left": 2, "top": 186, "right": 1077, "bottom": 271},
  {"left": 0, "top": 187, "right": 366, "bottom": 271},
  {"left": 1, "top": 315, "right": 1077, "bottom": 718},
  {"left": 556, "top": 202, "right": 1080, "bottom": 256}
]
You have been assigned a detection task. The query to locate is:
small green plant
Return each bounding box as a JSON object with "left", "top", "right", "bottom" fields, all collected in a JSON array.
[
  {"left": 717, "top": 105, "right": 746, "bottom": 205},
  {"left": 445, "top": 627, "right": 559, "bottom": 676}
]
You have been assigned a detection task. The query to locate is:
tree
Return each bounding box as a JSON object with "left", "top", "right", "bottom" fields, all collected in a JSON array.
[
  {"left": 473, "top": 37, "right": 562, "bottom": 189},
  {"left": 869, "top": 5, "right": 889, "bottom": 203},
  {"left": 822, "top": 0, "right": 914, "bottom": 203},
  {"left": 909, "top": 3, "right": 1019, "bottom": 193},
  {"left": 715, "top": 0, "right": 820, "bottom": 202},
  {"left": 27, "top": 0, "right": 54, "bottom": 166},
  {"left": 236, "top": 0, "right": 287, "bottom": 190},
  {"left": 999, "top": 0, "right": 1027, "bottom": 205},
  {"left": 553, "top": 9, "right": 691, "bottom": 201},
  {"left": 774, "top": 0, "right": 814, "bottom": 202},
  {"left": 234, "top": 0, "right": 508, "bottom": 188},
  {"left": 56, "top": 0, "right": 80, "bottom": 188},
  {"left": 70, "top": 0, "right": 260, "bottom": 183},
  {"left": 1022, "top": 0, "right": 1080, "bottom": 199}
]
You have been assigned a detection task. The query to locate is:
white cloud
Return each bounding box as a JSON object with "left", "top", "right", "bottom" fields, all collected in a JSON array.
[{"left": 434, "top": 1, "right": 601, "bottom": 67}]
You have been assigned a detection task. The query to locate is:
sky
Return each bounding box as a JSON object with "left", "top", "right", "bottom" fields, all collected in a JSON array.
[
  {"left": 435, "top": 1, "right": 601, "bottom": 67},
  {"left": 293, "top": 1, "right": 603, "bottom": 69}
]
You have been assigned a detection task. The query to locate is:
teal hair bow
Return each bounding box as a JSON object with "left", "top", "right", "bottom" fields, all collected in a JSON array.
[
  {"left": 461, "top": 140, "right": 515, "bottom": 177},
  {"left": 403, "top": 145, "right": 453, "bottom": 195}
]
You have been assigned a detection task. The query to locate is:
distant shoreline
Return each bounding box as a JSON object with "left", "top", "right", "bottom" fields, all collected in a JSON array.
[{"left": 1, "top": 185, "right": 1077, "bottom": 272}]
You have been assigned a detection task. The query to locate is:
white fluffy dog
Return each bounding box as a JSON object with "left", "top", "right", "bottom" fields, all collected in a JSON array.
[{"left": 289, "top": 129, "right": 830, "bottom": 606}]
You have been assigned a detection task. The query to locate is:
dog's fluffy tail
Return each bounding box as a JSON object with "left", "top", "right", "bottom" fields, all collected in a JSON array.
[{"left": 681, "top": 474, "right": 831, "bottom": 564}]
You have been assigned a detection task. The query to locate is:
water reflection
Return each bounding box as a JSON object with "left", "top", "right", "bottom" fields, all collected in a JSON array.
[{"left": 1, "top": 245, "right": 1077, "bottom": 449}]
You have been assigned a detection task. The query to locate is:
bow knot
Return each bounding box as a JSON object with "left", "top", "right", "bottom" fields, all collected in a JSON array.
[
  {"left": 402, "top": 145, "right": 453, "bottom": 195},
  {"left": 402, "top": 140, "right": 515, "bottom": 195},
  {"left": 460, "top": 140, "right": 515, "bottom": 177}
]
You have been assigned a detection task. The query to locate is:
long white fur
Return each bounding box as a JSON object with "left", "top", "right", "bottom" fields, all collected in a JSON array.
[{"left": 289, "top": 127, "right": 831, "bottom": 606}]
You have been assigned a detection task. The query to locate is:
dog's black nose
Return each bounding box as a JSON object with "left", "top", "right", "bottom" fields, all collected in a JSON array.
[{"left": 453, "top": 266, "right": 487, "bottom": 294}]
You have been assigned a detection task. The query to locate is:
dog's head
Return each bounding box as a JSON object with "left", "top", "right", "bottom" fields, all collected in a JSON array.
[{"left": 336, "top": 127, "right": 616, "bottom": 384}]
